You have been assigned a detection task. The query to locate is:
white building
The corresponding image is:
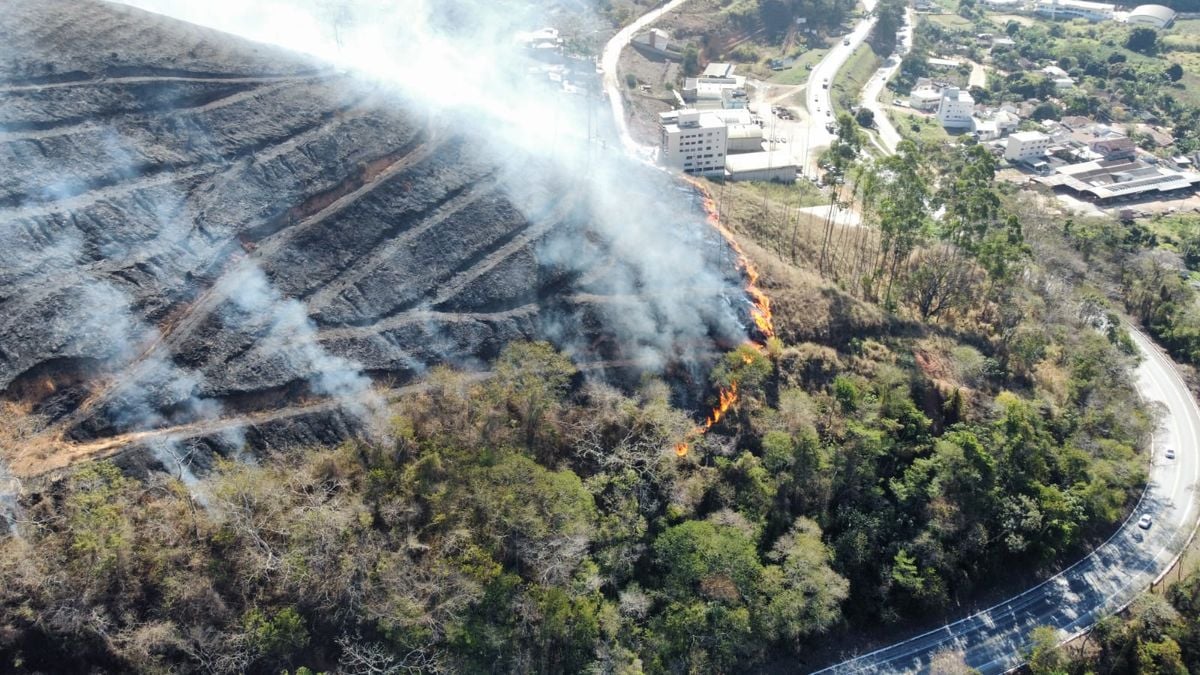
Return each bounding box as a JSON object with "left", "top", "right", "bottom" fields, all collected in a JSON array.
[
  {"left": 973, "top": 110, "right": 1020, "bottom": 140},
  {"left": 1127, "top": 4, "right": 1176, "bottom": 27},
  {"left": 937, "top": 87, "right": 975, "bottom": 129},
  {"left": 1035, "top": 0, "right": 1115, "bottom": 22},
  {"left": 725, "top": 151, "right": 798, "bottom": 182},
  {"left": 633, "top": 28, "right": 671, "bottom": 52},
  {"left": 1005, "top": 131, "right": 1053, "bottom": 162},
  {"left": 658, "top": 110, "right": 728, "bottom": 174},
  {"left": 727, "top": 124, "right": 765, "bottom": 153},
  {"left": 909, "top": 80, "right": 945, "bottom": 112},
  {"left": 682, "top": 64, "right": 748, "bottom": 110}
]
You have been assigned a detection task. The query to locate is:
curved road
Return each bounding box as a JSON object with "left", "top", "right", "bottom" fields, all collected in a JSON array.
[
  {"left": 600, "top": 0, "right": 694, "bottom": 160},
  {"left": 814, "top": 328, "right": 1200, "bottom": 674},
  {"left": 857, "top": 7, "right": 912, "bottom": 155}
]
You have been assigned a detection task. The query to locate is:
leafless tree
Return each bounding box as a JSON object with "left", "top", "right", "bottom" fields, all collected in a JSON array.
[
  {"left": 901, "top": 245, "right": 983, "bottom": 321},
  {"left": 337, "top": 634, "right": 448, "bottom": 674}
]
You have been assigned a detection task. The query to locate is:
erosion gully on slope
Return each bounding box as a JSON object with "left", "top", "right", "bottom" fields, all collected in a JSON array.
[{"left": 10, "top": 120, "right": 443, "bottom": 477}]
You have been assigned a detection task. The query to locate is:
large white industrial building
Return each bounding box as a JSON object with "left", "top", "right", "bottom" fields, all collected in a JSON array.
[
  {"left": 724, "top": 151, "right": 798, "bottom": 183},
  {"left": 1035, "top": 0, "right": 1115, "bottom": 22}
]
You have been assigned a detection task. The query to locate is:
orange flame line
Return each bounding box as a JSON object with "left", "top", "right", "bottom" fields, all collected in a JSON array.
[
  {"left": 674, "top": 177, "right": 775, "bottom": 458},
  {"left": 687, "top": 178, "right": 775, "bottom": 339}
]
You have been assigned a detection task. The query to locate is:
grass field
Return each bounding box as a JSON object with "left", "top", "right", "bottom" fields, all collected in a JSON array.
[
  {"left": 831, "top": 43, "right": 882, "bottom": 115},
  {"left": 927, "top": 13, "right": 975, "bottom": 30},
  {"left": 889, "top": 108, "right": 954, "bottom": 145},
  {"left": 768, "top": 48, "right": 831, "bottom": 85}
]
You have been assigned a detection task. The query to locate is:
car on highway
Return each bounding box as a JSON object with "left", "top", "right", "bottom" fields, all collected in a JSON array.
[
  {"left": 843, "top": 37, "right": 851, "bottom": 45},
  {"left": 1139, "top": 514, "right": 1154, "bottom": 529},
  {"left": 1167, "top": 448, "right": 1177, "bottom": 460}
]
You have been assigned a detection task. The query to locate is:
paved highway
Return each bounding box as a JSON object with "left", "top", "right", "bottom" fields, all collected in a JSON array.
[
  {"left": 813, "top": 328, "right": 1200, "bottom": 674},
  {"left": 802, "top": 0, "right": 879, "bottom": 152}
]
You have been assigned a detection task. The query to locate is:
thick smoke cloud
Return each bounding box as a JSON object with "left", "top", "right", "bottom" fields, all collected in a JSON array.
[
  {"left": 112, "top": 0, "right": 751, "bottom": 368},
  {"left": 0, "top": 0, "right": 753, "bottom": 513}
]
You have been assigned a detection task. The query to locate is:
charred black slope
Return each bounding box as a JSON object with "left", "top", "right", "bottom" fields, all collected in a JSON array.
[{"left": 0, "top": 0, "right": 747, "bottom": 475}]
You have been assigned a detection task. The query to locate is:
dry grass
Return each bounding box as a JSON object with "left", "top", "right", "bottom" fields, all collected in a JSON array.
[
  {"left": 705, "top": 177, "right": 888, "bottom": 344},
  {"left": 0, "top": 401, "right": 50, "bottom": 474}
]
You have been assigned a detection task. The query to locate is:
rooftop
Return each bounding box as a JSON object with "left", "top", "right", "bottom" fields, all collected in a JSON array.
[
  {"left": 703, "top": 63, "right": 737, "bottom": 79},
  {"left": 1129, "top": 4, "right": 1177, "bottom": 21},
  {"left": 1036, "top": 158, "right": 1200, "bottom": 200},
  {"left": 942, "top": 87, "right": 975, "bottom": 104},
  {"left": 725, "top": 151, "right": 797, "bottom": 173},
  {"left": 661, "top": 109, "right": 726, "bottom": 133},
  {"left": 727, "top": 123, "right": 764, "bottom": 140},
  {"left": 1036, "top": 0, "right": 1115, "bottom": 11},
  {"left": 1011, "top": 130, "right": 1050, "bottom": 142}
]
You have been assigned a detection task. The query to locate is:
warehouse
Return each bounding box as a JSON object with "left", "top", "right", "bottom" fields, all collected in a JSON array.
[
  {"left": 1126, "top": 4, "right": 1176, "bottom": 27},
  {"left": 725, "top": 151, "right": 798, "bottom": 182},
  {"left": 1035, "top": 158, "right": 1200, "bottom": 204}
]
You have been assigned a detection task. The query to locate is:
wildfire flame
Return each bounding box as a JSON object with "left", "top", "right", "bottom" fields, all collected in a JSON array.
[
  {"left": 703, "top": 381, "right": 738, "bottom": 430},
  {"left": 673, "top": 178, "right": 775, "bottom": 458},
  {"left": 690, "top": 180, "right": 775, "bottom": 340}
]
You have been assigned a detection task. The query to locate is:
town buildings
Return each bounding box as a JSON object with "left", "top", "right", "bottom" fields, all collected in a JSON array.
[{"left": 681, "top": 63, "right": 748, "bottom": 110}]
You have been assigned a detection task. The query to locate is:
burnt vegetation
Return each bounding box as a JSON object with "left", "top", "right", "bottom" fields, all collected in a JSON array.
[{"left": 0, "top": 0, "right": 748, "bottom": 477}]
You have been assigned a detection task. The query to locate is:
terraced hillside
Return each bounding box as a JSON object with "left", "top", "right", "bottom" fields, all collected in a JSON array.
[{"left": 0, "top": 0, "right": 749, "bottom": 478}]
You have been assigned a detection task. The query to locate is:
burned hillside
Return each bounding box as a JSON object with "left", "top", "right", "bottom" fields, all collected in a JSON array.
[{"left": 0, "top": 0, "right": 754, "bottom": 477}]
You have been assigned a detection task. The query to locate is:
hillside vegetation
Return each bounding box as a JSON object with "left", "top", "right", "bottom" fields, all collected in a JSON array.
[{"left": 1, "top": 133, "right": 1156, "bottom": 672}]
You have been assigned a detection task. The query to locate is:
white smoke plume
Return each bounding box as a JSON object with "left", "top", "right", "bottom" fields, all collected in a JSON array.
[
  {"left": 218, "top": 260, "right": 386, "bottom": 422},
  {"left": 112, "top": 0, "right": 752, "bottom": 368}
]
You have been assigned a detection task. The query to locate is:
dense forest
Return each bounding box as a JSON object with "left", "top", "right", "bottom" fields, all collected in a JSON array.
[{"left": 0, "top": 322, "right": 1148, "bottom": 673}]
